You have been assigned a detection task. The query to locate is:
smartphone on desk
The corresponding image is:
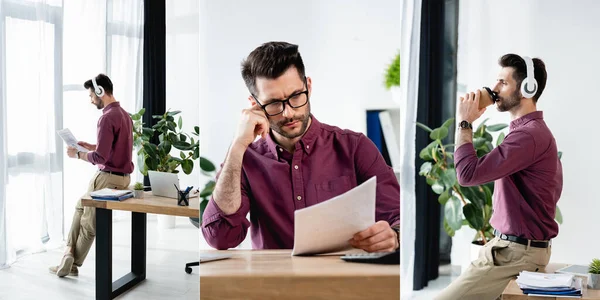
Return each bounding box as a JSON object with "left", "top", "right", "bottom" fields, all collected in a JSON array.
[{"left": 340, "top": 249, "right": 400, "bottom": 265}]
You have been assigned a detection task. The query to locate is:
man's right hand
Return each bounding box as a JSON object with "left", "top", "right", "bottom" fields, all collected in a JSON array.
[
  {"left": 77, "top": 141, "right": 96, "bottom": 151},
  {"left": 233, "top": 105, "right": 270, "bottom": 147}
]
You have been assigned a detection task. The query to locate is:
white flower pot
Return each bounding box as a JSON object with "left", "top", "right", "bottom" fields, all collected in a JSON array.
[
  {"left": 589, "top": 273, "right": 600, "bottom": 289},
  {"left": 133, "top": 190, "right": 144, "bottom": 199},
  {"left": 157, "top": 215, "right": 176, "bottom": 229}
]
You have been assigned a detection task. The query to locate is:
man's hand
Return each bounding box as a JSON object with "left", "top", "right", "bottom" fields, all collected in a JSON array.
[
  {"left": 457, "top": 90, "right": 487, "bottom": 124},
  {"left": 349, "top": 221, "right": 399, "bottom": 253},
  {"left": 233, "top": 105, "right": 270, "bottom": 147},
  {"left": 67, "top": 146, "right": 78, "bottom": 159},
  {"left": 77, "top": 141, "right": 96, "bottom": 151}
]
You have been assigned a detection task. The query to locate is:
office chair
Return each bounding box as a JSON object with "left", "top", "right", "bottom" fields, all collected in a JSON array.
[{"left": 185, "top": 217, "right": 200, "bottom": 274}]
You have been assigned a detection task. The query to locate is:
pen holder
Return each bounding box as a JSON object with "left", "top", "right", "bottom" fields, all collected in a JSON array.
[{"left": 177, "top": 191, "right": 190, "bottom": 206}]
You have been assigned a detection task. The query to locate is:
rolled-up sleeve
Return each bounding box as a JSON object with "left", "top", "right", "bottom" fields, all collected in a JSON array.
[
  {"left": 201, "top": 166, "right": 252, "bottom": 250},
  {"left": 454, "top": 130, "right": 535, "bottom": 186},
  {"left": 355, "top": 134, "right": 400, "bottom": 227},
  {"left": 87, "top": 116, "right": 114, "bottom": 165}
]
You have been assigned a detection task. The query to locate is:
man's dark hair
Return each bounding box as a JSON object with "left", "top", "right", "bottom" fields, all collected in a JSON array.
[
  {"left": 241, "top": 41, "right": 306, "bottom": 96},
  {"left": 498, "top": 54, "right": 547, "bottom": 102},
  {"left": 83, "top": 73, "right": 114, "bottom": 96}
]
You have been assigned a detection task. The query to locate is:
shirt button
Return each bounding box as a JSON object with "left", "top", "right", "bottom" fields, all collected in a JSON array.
[
  {"left": 306, "top": 145, "right": 310, "bottom": 149},
  {"left": 297, "top": 196, "right": 302, "bottom": 201},
  {"left": 278, "top": 148, "right": 282, "bottom": 152},
  {"left": 294, "top": 165, "right": 299, "bottom": 169}
]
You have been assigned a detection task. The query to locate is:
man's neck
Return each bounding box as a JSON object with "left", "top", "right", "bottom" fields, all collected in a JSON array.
[
  {"left": 103, "top": 97, "right": 117, "bottom": 108},
  {"left": 273, "top": 117, "right": 312, "bottom": 153},
  {"left": 509, "top": 100, "right": 536, "bottom": 121}
]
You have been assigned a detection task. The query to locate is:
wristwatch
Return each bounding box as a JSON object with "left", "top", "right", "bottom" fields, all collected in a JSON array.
[
  {"left": 458, "top": 120, "right": 473, "bottom": 130},
  {"left": 76, "top": 151, "right": 80, "bottom": 159},
  {"left": 391, "top": 224, "right": 400, "bottom": 249}
]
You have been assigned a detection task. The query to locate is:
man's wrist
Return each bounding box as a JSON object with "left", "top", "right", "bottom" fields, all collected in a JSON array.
[{"left": 391, "top": 224, "right": 400, "bottom": 249}]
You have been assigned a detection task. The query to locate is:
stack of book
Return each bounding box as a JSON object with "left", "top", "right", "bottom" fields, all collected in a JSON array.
[
  {"left": 516, "top": 270, "right": 583, "bottom": 298},
  {"left": 90, "top": 188, "right": 134, "bottom": 201}
]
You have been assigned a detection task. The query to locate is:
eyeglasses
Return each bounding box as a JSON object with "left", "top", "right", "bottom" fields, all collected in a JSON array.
[{"left": 252, "top": 82, "right": 309, "bottom": 117}]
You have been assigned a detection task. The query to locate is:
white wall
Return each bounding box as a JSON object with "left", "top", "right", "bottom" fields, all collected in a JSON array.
[
  {"left": 166, "top": 0, "right": 200, "bottom": 191},
  {"left": 456, "top": 0, "right": 600, "bottom": 266},
  {"left": 199, "top": 0, "right": 401, "bottom": 174}
]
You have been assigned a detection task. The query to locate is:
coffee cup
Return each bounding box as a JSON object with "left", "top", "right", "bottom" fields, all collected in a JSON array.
[{"left": 479, "top": 87, "right": 498, "bottom": 109}]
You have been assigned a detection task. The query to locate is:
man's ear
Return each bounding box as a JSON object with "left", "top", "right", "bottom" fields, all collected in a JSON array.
[
  {"left": 248, "top": 95, "right": 256, "bottom": 107},
  {"left": 306, "top": 76, "right": 312, "bottom": 97}
]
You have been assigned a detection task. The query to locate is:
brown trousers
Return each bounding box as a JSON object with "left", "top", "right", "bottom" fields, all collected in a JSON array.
[
  {"left": 434, "top": 237, "right": 551, "bottom": 300},
  {"left": 66, "top": 171, "right": 130, "bottom": 266}
]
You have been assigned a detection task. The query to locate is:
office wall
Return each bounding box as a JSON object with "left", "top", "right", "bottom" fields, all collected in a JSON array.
[
  {"left": 455, "top": 0, "right": 600, "bottom": 266},
  {"left": 166, "top": 0, "right": 200, "bottom": 191}
]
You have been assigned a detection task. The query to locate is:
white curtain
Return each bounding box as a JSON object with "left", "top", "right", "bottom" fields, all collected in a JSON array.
[
  {"left": 0, "top": 0, "right": 143, "bottom": 268},
  {"left": 400, "top": 0, "right": 421, "bottom": 297}
]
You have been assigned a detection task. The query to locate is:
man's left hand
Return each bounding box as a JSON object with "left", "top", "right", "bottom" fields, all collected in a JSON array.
[
  {"left": 67, "top": 146, "right": 77, "bottom": 159},
  {"left": 457, "top": 90, "right": 487, "bottom": 123},
  {"left": 349, "top": 221, "right": 399, "bottom": 252}
]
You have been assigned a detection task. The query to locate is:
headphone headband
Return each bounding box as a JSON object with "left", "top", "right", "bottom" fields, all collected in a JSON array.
[{"left": 520, "top": 56, "right": 538, "bottom": 99}]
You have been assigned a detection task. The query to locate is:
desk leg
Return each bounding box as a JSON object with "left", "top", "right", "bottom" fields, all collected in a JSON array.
[
  {"left": 96, "top": 208, "right": 112, "bottom": 300},
  {"left": 131, "top": 212, "right": 146, "bottom": 277}
]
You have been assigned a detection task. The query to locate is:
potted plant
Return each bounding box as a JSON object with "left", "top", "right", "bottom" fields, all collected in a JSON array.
[
  {"left": 416, "top": 118, "right": 563, "bottom": 265},
  {"left": 589, "top": 258, "right": 600, "bottom": 289},
  {"left": 384, "top": 52, "right": 400, "bottom": 105},
  {"left": 133, "top": 182, "right": 144, "bottom": 199}
]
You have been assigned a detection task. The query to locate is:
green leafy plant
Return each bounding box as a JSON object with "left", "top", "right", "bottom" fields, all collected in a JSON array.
[
  {"left": 590, "top": 258, "right": 600, "bottom": 274},
  {"left": 133, "top": 182, "right": 144, "bottom": 191},
  {"left": 130, "top": 108, "right": 200, "bottom": 175},
  {"left": 416, "top": 118, "right": 563, "bottom": 245},
  {"left": 198, "top": 159, "right": 216, "bottom": 223},
  {"left": 384, "top": 52, "right": 400, "bottom": 90}
]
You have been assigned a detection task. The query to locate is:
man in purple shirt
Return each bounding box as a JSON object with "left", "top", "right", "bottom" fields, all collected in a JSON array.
[
  {"left": 435, "top": 55, "right": 562, "bottom": 300},
  {"left": 201, "top": 42, "right": 400, "bottom": 252},
  {"left": 49, "top": 74, "right": 133, "bottom": 278}
]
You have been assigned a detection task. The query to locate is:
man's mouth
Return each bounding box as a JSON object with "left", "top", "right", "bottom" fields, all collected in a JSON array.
[{"left": 284, "top": 120, "right": 299, "bottom": 127}]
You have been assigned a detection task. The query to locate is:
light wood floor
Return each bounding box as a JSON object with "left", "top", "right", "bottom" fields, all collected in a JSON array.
[{"left": 0, "top": 215, "right": 199, "bottom": 300}]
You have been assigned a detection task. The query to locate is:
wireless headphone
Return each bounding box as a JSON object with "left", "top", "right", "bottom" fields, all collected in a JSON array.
[
  {"left": 91, "top": 77, "right": 105, "bottom": 98},
  {"left": 520, "top": 56, "right": 538, "bottom": 99}
]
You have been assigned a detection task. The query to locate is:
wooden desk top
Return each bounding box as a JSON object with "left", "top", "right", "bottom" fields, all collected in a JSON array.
[
  {"left": 199, "top": 249, "right": 400, "bottom": 300},
  {"left": 81, "top": 192, "right": 199, "bottom": 218},
  {"left": 502, "top": 263, "right": 600, "bottom": 299}
]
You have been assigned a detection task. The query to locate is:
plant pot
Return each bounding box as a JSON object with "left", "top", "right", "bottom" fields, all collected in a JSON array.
[
  {"left": 590, "top": 273, "right": 600, "bottom": 289},
  {"left": 133, "top": 190, "right": 144, "bottom": 199}
]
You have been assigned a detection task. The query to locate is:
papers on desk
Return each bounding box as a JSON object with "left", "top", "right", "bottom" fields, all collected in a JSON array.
[
  {"left": 90, "top": 188, "right": 134, "bottom": 201},
  {"left": 291, "top": 176, "right": 376, "bottom": 256},
  {"left": 516, "top": 270, "right": 583, "bottom": 298},
  {"left": 57, "top": 128, "right": 89, "bottom": 153}
]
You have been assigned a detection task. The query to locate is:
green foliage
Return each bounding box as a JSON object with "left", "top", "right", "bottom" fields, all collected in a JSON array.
[
  {"left": 384, "top": 53, "right": 400, "bottom": 89},
  {"left": 590, "top": 258, "right": 600, "bottom": 274},
  {"left": 133, "top": 182, "right": 144, "bottom": 190},
  {"left": 416, "top": 118, "right": 563, "bottom": 244}
]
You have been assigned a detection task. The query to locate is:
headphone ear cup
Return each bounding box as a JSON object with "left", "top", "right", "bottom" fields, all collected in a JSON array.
[
  {"left": 96, "top": 86, "right": 105, "bottom": 98},
  {"left": 520, "top": 77, "right": 538, "bottom": 99}
]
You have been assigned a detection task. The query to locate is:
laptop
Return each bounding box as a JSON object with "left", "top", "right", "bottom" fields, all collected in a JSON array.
[{"left": 148, "top": 171, "right": 180, "bottom": 198}]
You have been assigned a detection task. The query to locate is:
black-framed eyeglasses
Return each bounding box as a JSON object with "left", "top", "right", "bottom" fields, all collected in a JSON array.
[{"left": 252, "top": 80, "right": 309, "bottom": 117}]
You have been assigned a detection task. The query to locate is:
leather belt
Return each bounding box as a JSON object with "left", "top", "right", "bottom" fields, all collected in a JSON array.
[
  {"left": 493, "top": 230, "right": 550, "bottom": 248},
  {"left": 100, "top": 170, "right": 129, "bottom": 176}
]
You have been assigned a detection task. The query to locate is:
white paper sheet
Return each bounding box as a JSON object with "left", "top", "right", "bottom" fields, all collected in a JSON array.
[
  {"left": 291, "top": 176, "right": 377, "bottom": 256},
  {"left": 57, "top": 128, "right": 89, "bottom": 153}
]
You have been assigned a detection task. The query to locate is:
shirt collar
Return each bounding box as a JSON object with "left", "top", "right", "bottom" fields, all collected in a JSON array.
[
  {"left": 102, "top": 101, "right": 120, "bottom": 113},
  {"left": 510, "top": 111, "right": 543, "bottom": 130},
  {"left": 266, "top": 114, "right": 320, "bottom": 160}
]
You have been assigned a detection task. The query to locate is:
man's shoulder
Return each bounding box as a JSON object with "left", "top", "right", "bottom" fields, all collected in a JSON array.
[{"left": 318, "top": 121, "right": 364, "bottom": 140}]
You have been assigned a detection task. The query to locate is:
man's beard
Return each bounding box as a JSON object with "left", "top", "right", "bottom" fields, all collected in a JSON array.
[
  {"left": 496, "top": 89, "right": 521, "bottom": 112},
  {"left": 270, "top": 102, "right": 311, "bottom": 139},
  {"left": 95, "top": 97, "right": 104, "bottom": 110}
]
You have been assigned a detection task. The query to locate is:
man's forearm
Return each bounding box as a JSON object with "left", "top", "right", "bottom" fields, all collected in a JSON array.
[
  {"left": 212, "top": 142, "right": 246, "bottom": 215},
  {"left": 455, "top": 128, "right": 473, "bottom": 150},
  {"left": 79, "top": 152, "right": 90, "bottom": 163}
]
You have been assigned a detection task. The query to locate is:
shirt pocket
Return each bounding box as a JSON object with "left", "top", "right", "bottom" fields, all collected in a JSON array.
[{"left": 314, "top": 175, "right": 353, "bottom": 203}]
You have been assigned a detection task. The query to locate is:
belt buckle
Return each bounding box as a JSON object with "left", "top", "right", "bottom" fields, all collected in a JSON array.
[{"left": 500, "top": 233, "right": 508, "bottom": 240}]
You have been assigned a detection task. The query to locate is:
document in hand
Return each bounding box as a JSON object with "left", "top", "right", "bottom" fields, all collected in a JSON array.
[
  {"left": 57, "top": 128, "right": 89, "bottom": 153},
  {"left": 291, "top": 176, "right": 376, "bottom": 256}
]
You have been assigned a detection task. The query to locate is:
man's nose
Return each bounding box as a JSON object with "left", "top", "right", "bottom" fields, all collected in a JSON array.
[{"left": 282, "top": 102, "right": 294, "bottom": 118}]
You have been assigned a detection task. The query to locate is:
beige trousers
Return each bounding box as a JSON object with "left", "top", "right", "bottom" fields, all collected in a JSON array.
[
  {"left": 434, "top": 237, "right": 551, "bottom": 300},
  {"left": 66, "top": 171, "right": 130, "bottom": 267}
]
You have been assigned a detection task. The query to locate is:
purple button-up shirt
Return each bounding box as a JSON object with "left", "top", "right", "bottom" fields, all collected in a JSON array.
[
  {"left": 202, "top": 116, "right": 400, "bottom": 250},
  {"left": 454, "top": 111, "right": 562, "bottom": 240},
  {"left": 87, "top": 102, "right": 134, "bottom": 174}
]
